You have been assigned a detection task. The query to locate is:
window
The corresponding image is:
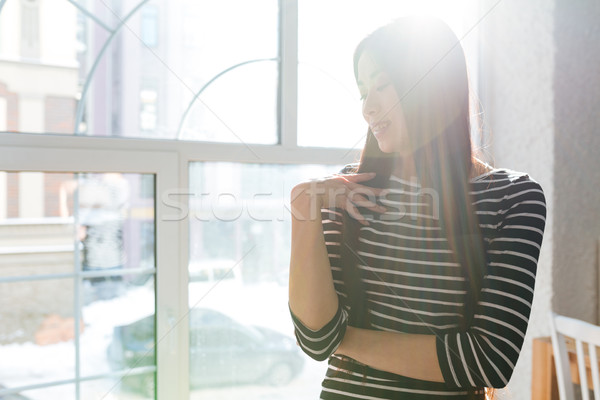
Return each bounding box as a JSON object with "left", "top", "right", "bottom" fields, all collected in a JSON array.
[
  {"left": 140, "top": 87, "right": 158, "bottom": 132},
  {"left": 0, "top": 0, "right": 279, "bottom": 142},
  {"left": 0, "top": 1, "right": 482, "bottom": 398},
  {"left": 20, "top": 0, "right": 40, "bottom": 59},
  {"left": 0, "top": 170, "right": 157, "bottom": 399},
  {"left": 0, "top": 97, "right": 6, "bottom": 131},
  {"left": 141, "top": 5, "right": 159, "bottom": 48}
]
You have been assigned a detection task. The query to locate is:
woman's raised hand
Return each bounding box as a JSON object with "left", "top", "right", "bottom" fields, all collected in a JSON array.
[{"left": 290, "top": 172, "right": 389, "bottom": 226}]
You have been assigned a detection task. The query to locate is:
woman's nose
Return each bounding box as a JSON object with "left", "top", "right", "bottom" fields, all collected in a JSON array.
[{"left": 362, "top": 93, "right": 380, "bottom": 119}]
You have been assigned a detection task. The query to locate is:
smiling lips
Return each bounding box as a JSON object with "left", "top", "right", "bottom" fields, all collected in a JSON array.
[{"left": 371, "top": 120, "right": 391, "bottom": 135}]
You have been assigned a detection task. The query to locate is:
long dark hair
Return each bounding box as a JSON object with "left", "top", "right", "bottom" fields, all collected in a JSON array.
[{"left": 335, "top": 16, "right": 495, "bottom": 399}]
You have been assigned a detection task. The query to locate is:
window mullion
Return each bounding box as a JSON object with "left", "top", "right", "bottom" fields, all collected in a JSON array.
[
  {"left": 154, "top": 152, "right": 188, "bottom": 400},
  {"left": 279, "top": 0, "right": 298, "bottom": 149}
]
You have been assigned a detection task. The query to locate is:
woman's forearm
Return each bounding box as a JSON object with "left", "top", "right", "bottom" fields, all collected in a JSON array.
[
  {"left": 288, "top": 182, "right": 340, "bottom": 330},
  {"left": 335, "top": 326, "right": 445, "bottom": 383}
]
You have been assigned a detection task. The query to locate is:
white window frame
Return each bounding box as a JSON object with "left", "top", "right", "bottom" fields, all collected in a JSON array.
[
  {"left": 0, "top": 130, "right": 359, "bottom": 400},
  {"left": 0, "top": 142, "right": 186, "bottom": 398}
]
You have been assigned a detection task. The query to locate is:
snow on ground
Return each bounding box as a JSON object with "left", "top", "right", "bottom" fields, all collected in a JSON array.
[{"left": 0, "top": 279, "right": 328, "bottom": 399}]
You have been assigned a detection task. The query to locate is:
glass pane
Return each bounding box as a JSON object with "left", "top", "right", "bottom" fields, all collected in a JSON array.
[
  {"left": 19, "top": 383, "right": 75, "bottom": 400},
  {"left": 188, "top": 162, "right": 345, "bottom": 398},
  {"left": 0, "top": 0, "right": 278, "bottom": 143},
  {"left": 179, "top": 60, "right": 278, "bottom": 144},
  {"left": 0, "top": 172, "right": 77, "bottom": 277},
  {"left": 80, "top": 374, "right": 155, "bottom": 400},
  {"left": 297, "top": 0, "right": 480, "bottom": 148},
  {"left": 0, "top": 278, "right": 75, "bottom": 383},
  {"left": 81, "top": 274, "right": 155, "bottom": 378},
  {"left": 0, "top": 171, "right": 155, "bottom": 396},
  {"left": 0, "top": 172, "right": 155, "bottom": 276}
]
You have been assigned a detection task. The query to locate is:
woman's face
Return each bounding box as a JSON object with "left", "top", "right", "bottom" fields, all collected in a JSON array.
[{"left": 357, "top": 52, "right": 410, "bottom": 154}]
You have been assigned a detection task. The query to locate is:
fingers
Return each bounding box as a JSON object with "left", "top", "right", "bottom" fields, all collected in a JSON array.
[
  {"left": 346, "top": 193, "right": 388, "bottom": 226},
  {"left": 343, "top": 176, "right": 389, "bottom": 197},
  {"left": 350, "top": 193, "right": 387, "bottom": 213},
  {"left": 313, "top": 173, "right": 391, "bottom": 225},
  {"left": 347, "top": 181, "right": 390, "bottom": 204},
  {"left": 334, "top": 172, "right": 386, "bottom": 190},
  {"left": 342, "top": 172, "right": 376, "bottom": 182},
  {"left": 348, "top": 172, "right": 376, "bottom": 179},
  {"left": 346, "top": 202, "right": 371, "bottom": 226}
]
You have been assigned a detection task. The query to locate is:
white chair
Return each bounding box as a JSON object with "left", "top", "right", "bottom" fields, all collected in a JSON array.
[{"left": 548, "top": 311, "right": 600, "bottom": 400}]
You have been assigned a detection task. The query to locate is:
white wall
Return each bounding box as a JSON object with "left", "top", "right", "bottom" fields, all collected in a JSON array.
[
  {"left": 479, "top": 0, "right": 554, "bottom": 399},
  {"left": 552, "top": 0, "right": 600, "bottom": 325},
  {"left": 479, "top": 0, "right": 600, "bottom": 398}
]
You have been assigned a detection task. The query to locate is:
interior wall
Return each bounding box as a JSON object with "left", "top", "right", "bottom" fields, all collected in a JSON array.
[
  {"left": 552, "top": 0, "right": 600, "bottom": 324},
  {"left": 478, "top": 0, "right": 555, "bottom": 398}
]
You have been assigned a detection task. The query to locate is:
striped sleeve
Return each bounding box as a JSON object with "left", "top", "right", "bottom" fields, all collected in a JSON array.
[
  {"left": 289, "top": 301, "right": 349, "bottom": 362},
  {"left": 436, "top": 176, "right": 547, "bottom": 389}
]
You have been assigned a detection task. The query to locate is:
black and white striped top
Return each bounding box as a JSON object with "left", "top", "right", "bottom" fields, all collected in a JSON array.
[{"left": 289, "top": 165, "right": 547, "bottom": 399}]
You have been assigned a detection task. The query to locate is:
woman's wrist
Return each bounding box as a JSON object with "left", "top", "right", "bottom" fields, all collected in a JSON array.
[
  {"left": 335, "top": 325, "right": 351, "bottom": 356},
  {"left": 291, "top": 181, "right": 324, "bottom": 222}
]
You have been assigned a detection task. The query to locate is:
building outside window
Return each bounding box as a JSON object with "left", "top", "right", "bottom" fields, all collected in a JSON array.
[{"left": 141, "top": 5, "right": 159, "bottom": 48}]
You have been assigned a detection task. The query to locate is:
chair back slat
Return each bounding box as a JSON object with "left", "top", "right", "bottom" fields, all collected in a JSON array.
[
  {"left": 589, "top": 342, "right": 600, "bottom": 400},
  {"left": 553, "top": 315, "right": 600, "bottom": 346},
  {"left": 576, "top": 339, "right": 591, "bottom": 400},
  {"left": 549, "top": 311, "right": 600, "bottom": 400},
  {"left": 550, "top": 311, "right": 577, "bottom": 400}
]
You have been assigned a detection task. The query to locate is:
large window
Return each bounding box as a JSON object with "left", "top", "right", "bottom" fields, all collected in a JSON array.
[
  {"left": 0, "top": 0, "right": 279, "bottom": 142},
  {"left": 0, "top": 1, "right": 482, "bottom": 398}
]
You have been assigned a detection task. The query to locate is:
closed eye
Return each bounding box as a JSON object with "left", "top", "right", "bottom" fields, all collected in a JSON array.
[{"left": 359, "top": 82, "right": 392, "bottom": 101}]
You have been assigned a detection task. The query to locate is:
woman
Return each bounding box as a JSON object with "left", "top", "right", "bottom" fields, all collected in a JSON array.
[{"left": 288, "top": 16, "right": 546, "bottom": 400}]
